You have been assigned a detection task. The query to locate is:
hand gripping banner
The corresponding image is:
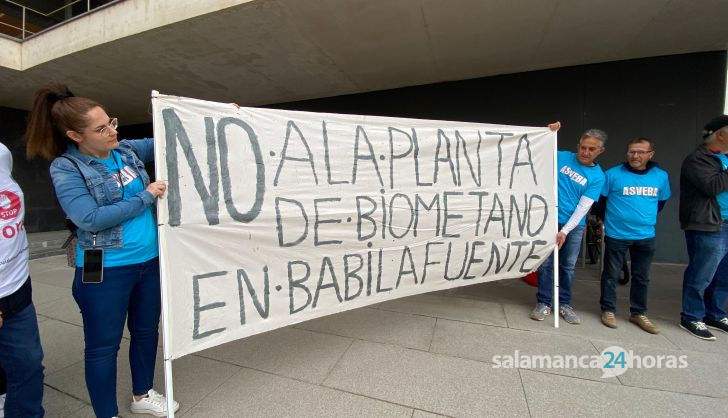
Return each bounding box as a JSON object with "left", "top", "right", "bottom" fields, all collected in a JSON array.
[{"left": 152, "top": 93, "right": 556, "bottom": 359}]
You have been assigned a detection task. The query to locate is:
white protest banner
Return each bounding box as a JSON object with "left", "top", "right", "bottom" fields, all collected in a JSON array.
[{"left": 152, "top": 94, "right": 556, "bottom": 359}]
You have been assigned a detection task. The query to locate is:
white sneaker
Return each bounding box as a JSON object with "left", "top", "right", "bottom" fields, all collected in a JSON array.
[{"left": 130, "top": 389, "right": 179, "bottom": 417}]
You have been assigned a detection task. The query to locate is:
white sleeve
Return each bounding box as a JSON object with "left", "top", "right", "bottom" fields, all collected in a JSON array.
[{"left": 561, "top": 196, "right": 595, "bottom": 235}]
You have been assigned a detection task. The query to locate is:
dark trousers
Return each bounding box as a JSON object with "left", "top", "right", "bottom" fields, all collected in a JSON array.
[
  {"left": 537, "top": 224, "right": 585, "bottom": 307},
  {"left": 0, "top": 303, "right": 45, "bottom": 418},
  {"left": 72, "top": 257, "right": 161, "bottom": 418},
  {"left": 681, "top": 229, "right": 728, "bottom": 322},
  {"left": 600, "top": 236, "right": 655, "bottom": 314}
]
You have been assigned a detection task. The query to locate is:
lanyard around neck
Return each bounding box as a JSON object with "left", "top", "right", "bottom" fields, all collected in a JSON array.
[{"left": 111, "top": 151, "right": 125, "bottom": 200}]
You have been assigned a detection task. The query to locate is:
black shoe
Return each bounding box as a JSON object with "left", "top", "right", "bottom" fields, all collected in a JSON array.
[
  {"left": 704, "top": 317, "right": 728, "bottom": 334},
  {"left": 680, "top": 320, "right": 716, "bottom": 341}
]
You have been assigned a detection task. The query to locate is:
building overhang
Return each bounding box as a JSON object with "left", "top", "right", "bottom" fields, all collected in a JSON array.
[{"left": 1, "top": 0, "right": 727, "bottom": 123}]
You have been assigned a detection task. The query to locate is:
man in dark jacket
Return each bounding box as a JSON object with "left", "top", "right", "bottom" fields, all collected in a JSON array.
[{"left": 679, "top": 115, "right": 728, "bottom": 340}]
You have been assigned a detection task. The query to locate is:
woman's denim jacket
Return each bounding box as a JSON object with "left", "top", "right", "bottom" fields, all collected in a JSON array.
[{"left": 50, "top": 139, "right": 155, "bottom": 250}]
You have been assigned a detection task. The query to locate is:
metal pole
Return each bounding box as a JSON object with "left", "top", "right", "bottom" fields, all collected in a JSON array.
[
  {"left": 724, "top": 55, "right": 728, "bottom": 114},
  {"left": 163, "top": 359, "right": 175, "bottom": 418},
  {"left": 21, "top": 6, "right": 25, "bottom": 39},
  {"left": 162, "top": 255, "right": 175, "bottom": 418},
  {"left": 581, "top": 226, "right": 586, "bottom": 268},
  {"left": 600, "top": 224, "right": 605, "bottom": 274},
  {"left": 151, "top": 90, "right": 176, "bottom": 418},
  {"left": 552, "top": 130, "right": 560, "bottom": 329}
]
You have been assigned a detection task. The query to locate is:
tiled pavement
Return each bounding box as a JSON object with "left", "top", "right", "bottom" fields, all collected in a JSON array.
[{"left": 26, "top": 232, "right": 728, "bottom": 417}]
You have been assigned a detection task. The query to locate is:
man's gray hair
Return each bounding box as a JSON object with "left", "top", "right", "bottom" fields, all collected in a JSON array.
[{"left": 580, "top": 128, "right": 608, "bottom": 145}]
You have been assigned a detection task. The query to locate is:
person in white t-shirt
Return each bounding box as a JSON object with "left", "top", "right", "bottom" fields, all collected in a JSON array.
[{"left": 0, "top": 142, "right": 44, "bottom": 418}]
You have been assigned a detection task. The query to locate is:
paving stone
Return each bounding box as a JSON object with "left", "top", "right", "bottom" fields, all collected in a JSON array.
[
  {"left": 660, "top": 321, "right": 728, "bottom": 355},
  {"left": 44, "top": 360, "right": 87, "bottom": 406},
  {"left": 296, "top": 307, "right": 435, "bottom": 350},
  {"left": 412, "top": 410, "right": 449, "bottom": 418},
  {"left": 182, "top": 367, "right": 413, "bottom": 418},
  {"left": 136, "top": 353, "right": 241, "bottom": 418},
  {"left": 374, "top": 293, "right": 507, "bottom": 326},
  {"left": 196, "top": 327, "right": 353, "bottom": 384},
  {"left": 448, "top": 277, "right": 534, "bottom": 306},
  {"left": 29, "top": 256, "right": 74, "bottom": 289},
  {"left": 38, "top": 319, "right": 85, "bottom": 374},
  {"left": 324, "top": 340, "right": 529, "bottom": 417},
  {"left": 36, "top": 294, "right": 141, "bottom": 343},
  {"left": 591, "top": 340, "right": 728, "bottom": 397},
  {"left": 45, "top": 338, "right": 238, "bottom": 417},
  {"left": 28, "top": 253, "right": 728, "bottom": 417},
  {"left": 36, "top": 293, "right": 82, "bottom": 327},
  {"left": 430, "top": 318, "right": 614, "bottom": 383},
  {"left": 64, "top": 405, "right": 96, "bottom": 417},
  {"left": 502, "top": 303, "right": 680, "bottom": 350},
  {"left": 42, "top": 385, "right": 87, "bottom": 418},
  {"left": 521, "top": 369, "right": 728, "bottom": 417},
  {"left": 30, "top": 281, "right": 69, "bottom": 306}
]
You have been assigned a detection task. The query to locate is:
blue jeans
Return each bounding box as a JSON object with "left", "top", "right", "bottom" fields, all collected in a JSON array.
[
  {"left": 537, "top": 224, "right": 585, "bottom": 307},
  {"left": 600, "top": 236, "right": 655, "bottom": 314},
  {"left": 682, "top": 229, "right": 728, "bottom": 322},
  {"left": 0, "top": 303, "right": 45, "bottom": 418},
  {"left": 72, "top": 257, "right": 161, "bottom": 418}
]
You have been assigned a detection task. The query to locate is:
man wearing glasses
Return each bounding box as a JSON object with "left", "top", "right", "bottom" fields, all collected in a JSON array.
[{"left": 596, "top": 137, "right": 670, "bottom": 333}]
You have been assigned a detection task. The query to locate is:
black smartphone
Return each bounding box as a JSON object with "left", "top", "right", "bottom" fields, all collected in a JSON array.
[{"left": 82, "top": 248, "right": 104, "bottom": 284}]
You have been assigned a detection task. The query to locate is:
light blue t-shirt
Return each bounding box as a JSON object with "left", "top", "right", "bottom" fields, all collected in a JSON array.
[
  {"left": 76, "top": 150, "right": 158, "bottom": 267},
  {"left": 557, "top": 151, "right": 605, "bottom": 225},
  {"left": 714, "top": 154, "right": 728, "bottom": 220},
  {"left": 601, "top": 164, "right": 671, "bottom": 240}
]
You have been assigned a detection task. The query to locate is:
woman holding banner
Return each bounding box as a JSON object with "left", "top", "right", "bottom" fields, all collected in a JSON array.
[{"left": 25, "top": 83, "right": 177, "bottom": 418}]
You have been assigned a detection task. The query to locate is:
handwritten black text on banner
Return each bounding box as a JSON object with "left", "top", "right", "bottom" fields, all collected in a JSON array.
[{"left": 152, "top": 95, "right": 556, "bottom": 359}]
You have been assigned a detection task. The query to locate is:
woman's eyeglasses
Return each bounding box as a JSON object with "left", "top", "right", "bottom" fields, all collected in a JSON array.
[{"left": 95, "top": 118, "right": 119, "bottom": 137}]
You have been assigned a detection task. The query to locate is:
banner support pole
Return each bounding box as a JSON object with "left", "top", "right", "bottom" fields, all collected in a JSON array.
[
  {"left": 553, "top": 130, "right": 560, "bottom": 329},
  {"left": 151, "top": 90, "right": 176, "bottom": 418}
]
